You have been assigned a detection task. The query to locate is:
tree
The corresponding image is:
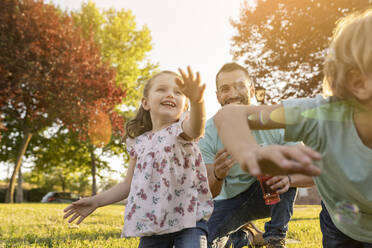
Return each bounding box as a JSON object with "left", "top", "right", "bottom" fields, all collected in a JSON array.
[
  {"left": 0, "top": 0, "right": 125, "bottom": 203},
  {"left": 68, "top": 1, "right": 157, "bottom": 195},
  {"left": 77, "top": 109, "right": 126, "bottom": 195},
  {"left": 34, "top": 128, "right": 91, "bottom": 190},
  {"left": 24, "top": 128, "right": 93, "bottom": 195},
  {"left": 0, "top": 120, "right": 5, "bottom": 140},
  {"left": 231, "top": 0, "right": 371, "bottom": 102},
  {"left": 23, "top": 165, "right": 92, "bottom": 196},
  {"left": 72, "top": 0, "right": 157, "bottom": 109}
]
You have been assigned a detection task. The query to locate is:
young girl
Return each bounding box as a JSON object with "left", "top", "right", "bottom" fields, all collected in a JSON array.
[
  {"left": 64, "top": 67, "right": 213, "bottom": 248},
  {"left": 213, "top": 8, "right": 372, "bottom": 247}
]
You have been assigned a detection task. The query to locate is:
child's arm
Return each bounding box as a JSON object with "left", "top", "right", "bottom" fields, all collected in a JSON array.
[
  {"left": 214, "top": 104, "right": 322, "bottom": 176},
  {"left": 175, "top": 66, "right": 206, "bottom": 139},
  {"left": 63, "top": 157, "right": 136, "bottom": 224}
]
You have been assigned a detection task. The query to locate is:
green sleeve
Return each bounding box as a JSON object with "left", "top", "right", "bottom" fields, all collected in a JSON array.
[
  {"left": 198, "top": 119, "right": 218, "bottom": 165},
  {"left": 282, "top": 95, "right": 326, "bottom": 150}
]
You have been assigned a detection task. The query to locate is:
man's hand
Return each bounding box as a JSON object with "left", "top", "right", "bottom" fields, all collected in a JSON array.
[
  {"left": 214, "top": 149, "right": 235, "bottom": 181},
  {"left": 266, "top": 175, "right": 290, "bottom": 194}
]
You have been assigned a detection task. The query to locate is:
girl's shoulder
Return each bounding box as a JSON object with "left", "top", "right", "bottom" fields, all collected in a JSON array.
[
  {"left": 159, "top": 112, "right": 190, "bottom": 137},
  {"left": 126, "top": 131, "right": 152, "bottom": 152},
  {"left": 127, "top": 112, "right": 191, "bottom": 151}
]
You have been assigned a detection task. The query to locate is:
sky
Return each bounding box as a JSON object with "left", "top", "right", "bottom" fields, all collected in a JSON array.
[{"left": 47, "top": 0, "right": 247, "bottom": 119}]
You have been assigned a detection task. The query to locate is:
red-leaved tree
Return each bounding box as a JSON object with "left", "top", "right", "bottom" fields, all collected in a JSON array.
[{"left": 0, "top": 0, "right": 126, "bottom": 203}]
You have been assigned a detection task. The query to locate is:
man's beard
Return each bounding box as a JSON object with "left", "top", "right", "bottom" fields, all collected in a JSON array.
[{"left": 222, "top": 96, "right": 249, "bottom": 106}]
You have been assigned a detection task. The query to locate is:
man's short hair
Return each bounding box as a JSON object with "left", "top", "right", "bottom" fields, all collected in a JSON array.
[{"left": 215, "top": 62, "right": 254, "bottom": 88}]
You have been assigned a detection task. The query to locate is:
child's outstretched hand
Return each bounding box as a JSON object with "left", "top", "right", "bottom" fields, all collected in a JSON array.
[
  {"left": 175, "top": 66, "right": 206, "bottom": 103},
  {"left": 63, "top": 197, "right": 98, "bottom": 224},
  {"left": 238, "top": 144, "right": 322, "bottom": 176}
]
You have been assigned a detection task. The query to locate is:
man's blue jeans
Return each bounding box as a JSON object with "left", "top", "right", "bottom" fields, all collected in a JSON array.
[{"left": 207, "top": 180, "right": 297, "bottom": 248}]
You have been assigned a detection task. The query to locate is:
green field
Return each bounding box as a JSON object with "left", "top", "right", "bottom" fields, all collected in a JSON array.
[{"left": 0, "top": 204, "right": 322, "bottom": 248}]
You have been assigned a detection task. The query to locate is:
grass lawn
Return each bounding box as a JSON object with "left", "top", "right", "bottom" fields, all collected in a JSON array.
[{"left": 0, "top": 203, "right": 322, "bottom": 247}]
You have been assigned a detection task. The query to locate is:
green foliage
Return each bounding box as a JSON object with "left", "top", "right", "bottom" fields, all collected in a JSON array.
[
  {"left": 0, "top": 204, "right": 323, "bottom": 247},
  {"left": 98, "top": 177, "right": 119, "bottom": 192},
  {"left": 72, "top": 1, "right": 158, "bottom": 110},
  {"left": 24, "top": 169, "right": 91, "bottom": 196},
  {"left": 30, "top": 128, "right": 93, "bottom": 193},
  {"left": 231, "top": 0, "right": 371, "bottom": 103},
  {"left": 0, "top": 115, "right": 38, "bottom": 163}
]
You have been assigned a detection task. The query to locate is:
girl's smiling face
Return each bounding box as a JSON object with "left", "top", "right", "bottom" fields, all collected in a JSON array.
[{"left": 142, "top": 73, "right": 186, "bottom": 127}]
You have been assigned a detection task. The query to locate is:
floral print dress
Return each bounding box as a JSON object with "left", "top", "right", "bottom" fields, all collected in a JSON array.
[{"left": 122, "top": 113, "right": 213, "bottom": 237}]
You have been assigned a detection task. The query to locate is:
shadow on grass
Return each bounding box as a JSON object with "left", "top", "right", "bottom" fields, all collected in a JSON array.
[
  {"left": 290, "top": 217, "right": 319, "bottom": 222},
  {"left": 3, "top": 230, "right": 131, "bottom": 246}
]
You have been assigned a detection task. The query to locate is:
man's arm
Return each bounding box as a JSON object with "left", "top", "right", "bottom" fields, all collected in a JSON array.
[
  {"left": 266, "top": 174, "right": 315, "bottom": 194},
  {"left": 288, "top": 174, "right": 315, "bottom": 188},
  {"left": 206, "top": 149, "right": 235, "bottom": 197},
  {"left": 206, "top": 164, "right": 224, "bottom": 197}
]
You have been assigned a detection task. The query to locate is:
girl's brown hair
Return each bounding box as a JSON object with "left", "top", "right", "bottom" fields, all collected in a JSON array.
[{"left": 125, "top": 71, "right": 182, "bottom": 139}]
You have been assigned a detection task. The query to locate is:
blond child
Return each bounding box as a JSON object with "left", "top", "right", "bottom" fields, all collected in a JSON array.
[{"left": 213, "top": 8, "right": 372, "bottom": 247}]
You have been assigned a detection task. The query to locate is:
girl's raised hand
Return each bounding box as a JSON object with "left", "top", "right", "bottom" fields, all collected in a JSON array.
[{"left": 175, "top": 66, "right": 206, "bottom": 103}]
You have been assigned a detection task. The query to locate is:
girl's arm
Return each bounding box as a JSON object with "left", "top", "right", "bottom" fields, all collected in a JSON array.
[
  {"left": 176, "top": 66, "right": 206, "bottom": 139},
  {"left": 94, "top": 157, "right": 136, "bottom": 207},
  {"left": 63, "top": 157, "right": 136, "bottom": 224},
  {"left": 184, "top": 99, "right": 205, "bottom": 139},
  {"left": 214, "top": 104, "right": 322, "bottom": 176}
]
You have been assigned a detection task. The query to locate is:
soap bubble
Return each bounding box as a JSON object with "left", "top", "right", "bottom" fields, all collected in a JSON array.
[
  {"left": 299, "top": 62, "right": 312, "bottom": 75},
  {"left": 333, "top": 201, "right": 360, "bottom": 225},
  {"left": 87, "top": 111, "right": 112, "bottom": 147}
]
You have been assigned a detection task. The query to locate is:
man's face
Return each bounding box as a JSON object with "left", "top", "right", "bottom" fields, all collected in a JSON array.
[{"left": 216, "top": 70, "right": 253, "bottom": 106}]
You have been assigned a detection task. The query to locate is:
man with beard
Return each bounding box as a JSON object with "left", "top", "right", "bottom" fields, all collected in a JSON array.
[{"left": 199, "top": 62, "right": 303, "bottom": 248}]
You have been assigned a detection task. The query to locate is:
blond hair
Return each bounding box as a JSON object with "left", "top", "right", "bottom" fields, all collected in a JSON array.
[{"left": 323, "top": 7, "right": 372, "bottom": 99}]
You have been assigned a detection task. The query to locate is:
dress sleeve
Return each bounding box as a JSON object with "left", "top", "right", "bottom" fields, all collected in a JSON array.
[
  {"left": 167, "top": 112, "right": 190, "bottom": 138},
  {"left": 126, "top": 137, "right": 137, "bottom": 159}
]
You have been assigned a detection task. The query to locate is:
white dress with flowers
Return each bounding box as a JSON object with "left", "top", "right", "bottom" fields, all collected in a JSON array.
[{"left": 122, "top": 113, "right": 213, "bottom": 237}]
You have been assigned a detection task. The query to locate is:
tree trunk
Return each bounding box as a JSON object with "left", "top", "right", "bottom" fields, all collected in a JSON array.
[
  {"left": 16, "top": 167, "right": 23, "bottom": 203},
  {"left": 90, "top": 148, "right": 97, "bottom": 196},
  {"left": 61, "top": 177, "right": 66, "bottom": 192},
  {"left": 5, "top": 131, "right": 32, "bottom": 203}
]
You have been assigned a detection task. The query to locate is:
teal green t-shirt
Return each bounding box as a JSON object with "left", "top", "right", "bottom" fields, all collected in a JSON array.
[
  {"left": 283, "top": 95, "right": 372, "bottom": 242},
  {"left": 198, "top": 117, "right": 289, "bottom": 201}
]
